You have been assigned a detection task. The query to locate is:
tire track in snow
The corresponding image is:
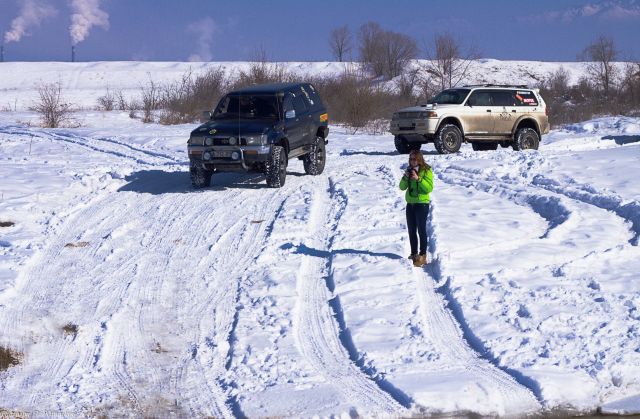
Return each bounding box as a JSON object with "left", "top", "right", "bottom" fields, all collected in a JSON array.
[
  {"left": 0, "top": 125, "right": 182, "bottom": 166},
  {"left": 415, "top": 212, "right": 542, "bottom": 415},
  {"left": 293, "top": 176, "right": 409, "bottom": 416},
  {"left": 0, "top": 176, "right": 283, "bottom": 417}
]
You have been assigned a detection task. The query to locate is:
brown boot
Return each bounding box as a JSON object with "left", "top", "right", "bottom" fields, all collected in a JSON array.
[
  {"left": 413, "top": 253, "right": 427, "bottom": 267},
  {"left": 407, "top": 253, "right": 417, "bottom": 261}
]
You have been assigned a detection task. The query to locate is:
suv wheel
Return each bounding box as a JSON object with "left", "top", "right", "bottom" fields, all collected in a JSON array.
[
  {"left": 472, "top": 142, "right": 498, "bottom": 151},
  {"left": 434, "top": 124, "right": 463, "bottom": 154},
  {"left": 303, "top": 136, "right": 326, "bottom": 175},
  {"left": 394, "top": 136, "right": 420, "bottom": 154},
  {"left": 265, "top": 145, "right": 287, "bottom": 187},
  {"left": 190, "top": 165, "right": 213, "bottom": 189},
  {"left": 513, "top": 128, "right": 540, "bottom": 151}
]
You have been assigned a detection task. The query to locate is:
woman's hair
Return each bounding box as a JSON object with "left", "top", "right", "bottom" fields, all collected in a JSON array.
[{"left": 409, "top": 150, "right": 431, "bottom": 172}]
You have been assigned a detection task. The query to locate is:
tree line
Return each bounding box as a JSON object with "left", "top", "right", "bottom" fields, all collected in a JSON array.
[{"left": 28, "top": 22, "right": 640, "bottom": 129}]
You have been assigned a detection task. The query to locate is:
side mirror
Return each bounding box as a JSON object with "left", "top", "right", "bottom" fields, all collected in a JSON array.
[
  {"left": 202, "top": 111, "right": 212, "bottom": 120},
  {"left": 285, "top": 109, "right": 296, "bottom": 119}
]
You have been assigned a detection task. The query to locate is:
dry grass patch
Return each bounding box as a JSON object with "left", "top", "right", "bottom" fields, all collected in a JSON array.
[
  {"left": 62, "top": 323, "right": 78, "bottom": 337},
  {"left": 0, "top": 346, "right": 22, "bottom": 371}
]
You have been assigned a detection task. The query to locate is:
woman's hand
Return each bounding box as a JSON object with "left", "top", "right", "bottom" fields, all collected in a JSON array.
[{"left": 410, "top": 171, "right": 420, "bottom": 180}]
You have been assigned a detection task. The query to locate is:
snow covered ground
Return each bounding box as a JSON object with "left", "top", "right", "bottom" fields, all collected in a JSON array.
[{"left": 0, "top": 61, "right": 639, "bottom": 417}]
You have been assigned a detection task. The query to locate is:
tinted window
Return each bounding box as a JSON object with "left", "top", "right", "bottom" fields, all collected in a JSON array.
[
  {"left": 490, "top": 91, "right": 517, "bottom": 106},
  {"left": 214, "top": 94, "right": 279, "bottom": 119},
  {"left": 283, "top": 95, "right": 294, "bottom": 112},
  {"left": 428, "top": 89, "right": 470, "bottom": 105},
  {"left": 514, "top": 90, "right": 539, "bottom": 106},
  {"left": 293, "top": 94, "right": 308, "bottom": 114},
  {"left": 302, "top": 84, "right": 324, "bottom": 110},
  {"left": 467, "top": 91, "right": 492, "bottom": 106}
]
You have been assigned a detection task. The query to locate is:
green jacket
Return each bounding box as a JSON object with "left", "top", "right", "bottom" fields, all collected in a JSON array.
[{"left": 399, "top": 167, "right": 434, "bottom": 204}]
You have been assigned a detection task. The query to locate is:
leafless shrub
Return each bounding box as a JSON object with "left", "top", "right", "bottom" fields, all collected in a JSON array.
[
  {"left": 96, "top": 87, "right": 116, "bottom": 111},
  {"left": 329, "top": 25, "right": 352, "bottom": 62},
  {"left": 140, "top": 76, "right": 161, "bottom": 123},
  {"left": 422, "top": 32, "right": 479, "bottom": 91},
  {"left": 31, "top": 81, "right": 74, "bottom": 128},
  {"left": 159, "top": 68, "right": 229, "bottom": 125},
  {"left": 232, "top": 62, "right": 294, "bottom": 90},
  {"left": 358, "top": 21, "right": 418, "bottom": 80},
  {"left": 313, "top": 67, "right": 413, "bottom": 133},
  {"left": 115, "top": 89, "right": 129, "bottom": 111}
]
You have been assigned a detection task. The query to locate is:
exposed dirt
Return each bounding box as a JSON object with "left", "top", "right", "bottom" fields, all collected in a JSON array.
[
  {"left": 0, "top": 346, "right": 22, "bottom": 371},
  {"left": 64, "top": 241, "right": 90, "bottom": 248},
  {"left": 62, "top": 323, "right": 78, "bottom": 337},
  {"left": 0, "top": 221, "right": 15, "bottom": 227}
]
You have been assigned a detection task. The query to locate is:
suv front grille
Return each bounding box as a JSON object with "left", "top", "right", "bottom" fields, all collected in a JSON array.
[{"left": 398, "top": 112, "right": 421, "bottom": 119}]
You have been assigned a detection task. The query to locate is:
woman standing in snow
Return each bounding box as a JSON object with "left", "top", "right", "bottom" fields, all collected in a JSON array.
[{"left": 399, "top": 150, "right": 434, "bottom": 267}]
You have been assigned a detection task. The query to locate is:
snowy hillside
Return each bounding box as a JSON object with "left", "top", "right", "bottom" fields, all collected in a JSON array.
[
  {"left": 0, "top": 59, "right": 612, "bottom": 112},
  {"left": 0, "top": 62, "right": 639, "bottom": 417}
]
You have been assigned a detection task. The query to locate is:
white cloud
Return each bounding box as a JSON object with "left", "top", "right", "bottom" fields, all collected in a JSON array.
[{"left": 521, "top": 1, "right": 640, "bottom": 23}]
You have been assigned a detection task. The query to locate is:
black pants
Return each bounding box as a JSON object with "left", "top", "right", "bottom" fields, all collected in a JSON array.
[{"left": 406, "top": 203, "right": 430, "bottom": 255}]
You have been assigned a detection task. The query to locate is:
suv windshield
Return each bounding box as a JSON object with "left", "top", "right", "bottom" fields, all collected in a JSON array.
[
  {"left": 213, "top": 94, "right": 280, "bottom": 120},
  {"left": 428, "top": 89, "right": 471, "bottom": 105}
]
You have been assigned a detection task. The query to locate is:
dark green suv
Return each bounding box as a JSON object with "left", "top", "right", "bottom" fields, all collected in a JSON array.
[{"left": 188, "top": 83, "right": 329, "bottom": 188}]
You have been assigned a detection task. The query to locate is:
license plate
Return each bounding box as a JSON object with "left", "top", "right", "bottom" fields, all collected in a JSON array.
[{"left": 213, "top": 150, "right": 233, "bottom": 158}]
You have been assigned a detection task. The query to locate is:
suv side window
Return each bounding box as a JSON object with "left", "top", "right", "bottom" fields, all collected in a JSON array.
[
  {"left": 293, "top": 93, "right": 308, "bottom": 114},
  {"left": 467, "top": 91, "right": 492, "bottom": 106},
  {"left": 283, "top": 94, "right": 294, "bottom": 113},
  {"left": 514, "top": 90, "right": 539, "bottom": 106},
  {"left": 491, "top": 91, "right": 517, "bottom": 106}
]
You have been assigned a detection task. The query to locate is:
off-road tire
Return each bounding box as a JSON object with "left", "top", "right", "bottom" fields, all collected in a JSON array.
[
  {"left": 265, "top": 145, "right": 287, "bottom": 188},
  {"left": 394, "top": 136, "right": 420, "bottom": 154},
  {"left": 513, "top": 128, "right": 540, "bottom": 151},
  {"left": 190, "top": 166, "right": 213, "bottom": 189},
  {"left": 434, "top": 124, "right": 463, "bottom": 154},
  {"left": 303, "top": 136, "right": 326, "bottom": 175},
  {"left": 472, "top": 142, "right": 498, "bottom": 151}
]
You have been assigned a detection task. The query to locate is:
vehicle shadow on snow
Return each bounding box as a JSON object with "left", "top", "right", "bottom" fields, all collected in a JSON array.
[
  {"left": 602, "top": 135, "right": 640, "bottom": 145},
  {"left": 118, "top": 169, "right": 307, "bottom": 194},
  {"left": 340, "top": 150, "right": 440, "bottom": 157}
]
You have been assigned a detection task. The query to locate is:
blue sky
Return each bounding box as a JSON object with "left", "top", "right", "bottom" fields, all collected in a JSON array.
[{"left": 1, "top": 0, "right": 640, "bottom": 62}]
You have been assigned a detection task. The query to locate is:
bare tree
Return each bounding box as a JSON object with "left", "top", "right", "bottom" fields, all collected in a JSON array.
[
  {"left": 329, "top": 25, "right": 352, "bottom": 62},
  {"left": 358, "top": 22, "right": 385, "bottom": 77},
  {"left": 423, "top": 32, "right": 479, "bottom": 91},
  {"left": 31, "top": 81, "right": 73, "bottom": 128},
  {"left": 382, "top": 31, "right": 418, "bottom": 80},
  {"left": 358, "top": 21, "right": 418, "bottom": 80},
  {"left": 580, "top": 35, "right": 618, "bottom": 98}
]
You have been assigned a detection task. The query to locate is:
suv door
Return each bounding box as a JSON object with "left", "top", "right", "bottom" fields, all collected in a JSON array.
[
  {"left": 464, "top": 90, "right": 494, "bottom": 134},
  {"left": 292, "top": 91, "right": 312, "bottom": 149},
  {"left": 490, "top": 90, "right": 518, "bottom": 134},
  {"left": 284, "top": 93, "right": 306, "bottom": 151}
]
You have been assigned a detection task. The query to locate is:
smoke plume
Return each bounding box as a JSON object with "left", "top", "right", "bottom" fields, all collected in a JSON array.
[
  {"left": 4, "top": 0, "right": 57, "bottom": 44},
  {"left": 69, "top": 0, "right": 109, "bottom": 45},
  {"left": 187, "top": 17, "right": 215, "bottom": 62}
]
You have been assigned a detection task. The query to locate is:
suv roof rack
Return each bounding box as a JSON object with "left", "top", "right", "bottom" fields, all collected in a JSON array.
[{"left": 464, "top": 84, "right": 530, "bottom": 89}]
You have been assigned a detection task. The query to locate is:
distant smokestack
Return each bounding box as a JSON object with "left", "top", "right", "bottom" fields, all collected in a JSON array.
[
  {"left": 1, "top": 44, "right": 4, "bottom": 62},
  {"left": 71, "top": 45, "right": 75, "bottom": 62}
]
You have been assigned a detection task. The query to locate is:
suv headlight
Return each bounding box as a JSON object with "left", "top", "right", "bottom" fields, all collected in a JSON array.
[{"left": 244, "top": 134, "right": 266, "bottom": 145}]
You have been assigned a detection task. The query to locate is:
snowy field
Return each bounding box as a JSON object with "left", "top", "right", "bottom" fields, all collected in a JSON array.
[{"left": 0, "top": 61, "right": 640, "bottom": 418}]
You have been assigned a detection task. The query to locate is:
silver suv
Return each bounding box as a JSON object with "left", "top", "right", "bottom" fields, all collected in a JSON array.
[{"left": 389, "top": 85, "right": 550, "bottom": 154}]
